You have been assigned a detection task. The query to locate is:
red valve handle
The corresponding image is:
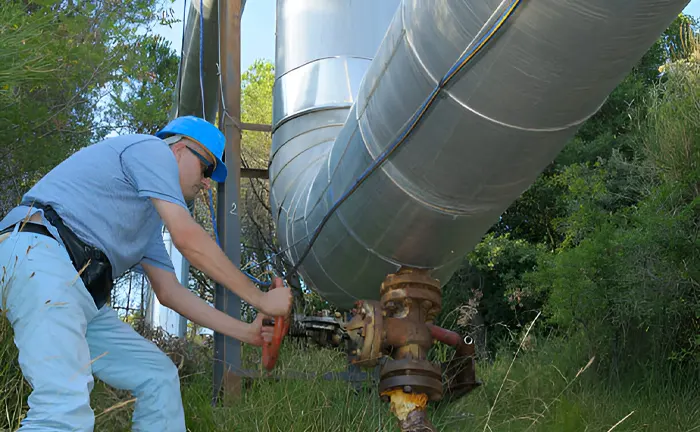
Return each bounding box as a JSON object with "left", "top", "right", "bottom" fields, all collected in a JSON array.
[{"left": 262, "top": 282, "right": 290, "bottom": 371}]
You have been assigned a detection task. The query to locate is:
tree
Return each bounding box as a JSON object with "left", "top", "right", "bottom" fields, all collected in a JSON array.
[
  {"left": 239, "top": 60, "right": 277, "bottom": 272},
  {"left": 105, "top": 34, "right": 181, "bottom": 135},
  {"left": 0, "top": 0, "right": 176, "bottom": 213}
]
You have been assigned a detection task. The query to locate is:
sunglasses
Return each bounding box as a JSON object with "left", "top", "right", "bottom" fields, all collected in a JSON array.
[{"left": 187, "top": 147, "right": 214, "bottom": 178}]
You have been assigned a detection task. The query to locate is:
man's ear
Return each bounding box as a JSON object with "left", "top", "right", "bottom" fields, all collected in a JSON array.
[
  {"left": 170, "top": 140, "right": 187, "bottom": 152},
  {"left": 169, "top": 140, "right": 188, "bottom": 162}
]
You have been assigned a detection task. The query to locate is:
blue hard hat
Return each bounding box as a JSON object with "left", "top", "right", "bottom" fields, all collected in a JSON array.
[{"left": 156, "top": 116, "right": 228, "bottom": 182}]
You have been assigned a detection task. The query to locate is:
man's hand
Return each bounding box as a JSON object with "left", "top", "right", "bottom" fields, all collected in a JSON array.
[
  {"left": 259, "top": 277, "right": 293, "bottom": 317},
  {"left": 248, "top": 313, "right": 275, "bottom": 347}
]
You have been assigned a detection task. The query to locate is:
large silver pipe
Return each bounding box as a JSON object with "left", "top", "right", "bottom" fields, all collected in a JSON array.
[
  {"left": 172, "top": 0, "right": 248, "bottom": 121},
  {"left": 271, "top": 0, "right": 689, "bottom": 310},
  {"left": 271, "top": 0, "right": 401, "bottom": 307},
  {"left": 170, "top": 0, "right": 230, "bottom": 122}
]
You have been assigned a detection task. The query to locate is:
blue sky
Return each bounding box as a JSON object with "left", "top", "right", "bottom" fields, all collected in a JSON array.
[
  {"left": 153, "top": 0, "right": 700, "bottom": 75},
  {"left": 154, "top": 0, "right": 276, "bottom": 73},
  {"left": 687, "top": 0, "right": 700, "bottom": 17}
]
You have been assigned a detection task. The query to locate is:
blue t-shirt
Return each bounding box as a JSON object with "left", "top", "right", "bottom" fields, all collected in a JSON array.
[{"left": 0, "top": 134, "right": 188, "bottom": 278}]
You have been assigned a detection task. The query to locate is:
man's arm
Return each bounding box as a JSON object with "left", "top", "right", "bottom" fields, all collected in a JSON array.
[
  {"left": 149, "top": 197, "right": 291, "bottom": 317},
  {"left": 118, "top": 139, "right": 290, "bottom": 317},
  {"left": 141, "top": 261, "right": 269, "bottom": 346}
]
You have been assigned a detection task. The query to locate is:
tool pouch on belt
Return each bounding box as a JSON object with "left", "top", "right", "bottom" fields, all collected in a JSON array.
[{"left": 26, "top": 202, "right": 114, "bottom": 309}]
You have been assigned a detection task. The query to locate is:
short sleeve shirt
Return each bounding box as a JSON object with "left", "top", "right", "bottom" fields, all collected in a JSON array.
[{"left": 0, "top": 134, "right": 188, "bottom": 278}]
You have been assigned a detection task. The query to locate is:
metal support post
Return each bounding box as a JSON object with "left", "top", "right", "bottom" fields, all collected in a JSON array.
[{"left": 213, "top": 0, "right": 243, "bottom": 405}]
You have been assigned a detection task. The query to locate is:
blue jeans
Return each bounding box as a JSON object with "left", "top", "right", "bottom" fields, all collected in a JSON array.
[{"left": 0, "top": 228, "right": 186, "bottom": 431}]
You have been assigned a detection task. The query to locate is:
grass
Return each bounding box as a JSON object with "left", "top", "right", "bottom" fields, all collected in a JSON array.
[{"left": 2, "top": 314, "right": 699, "bottom": 432}]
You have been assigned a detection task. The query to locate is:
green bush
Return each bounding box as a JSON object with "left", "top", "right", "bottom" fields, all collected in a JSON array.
[{"left": 520, "top": 55, "right": 700, "bottom": 375}]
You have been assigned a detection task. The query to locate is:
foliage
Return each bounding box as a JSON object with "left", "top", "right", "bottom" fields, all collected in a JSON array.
[
  {"left": 435, "top": 233, "right": 545, "bottom": 354},
  {"left": 105, "top": 34, "right": 181, "bottom": 135},
  {"left": 239, "top": 59, "right": 277, "bottom": 276},
  {"left": 503, "top": 21, "right": 700, "bottom": 374},
  {"left": 0, "top": 0, "right": 175, "bottom": 212},
  {"left": 493, "top": 171, "right": 567, "bottom": 249}
]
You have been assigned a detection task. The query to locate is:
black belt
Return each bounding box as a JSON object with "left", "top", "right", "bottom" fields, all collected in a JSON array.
[
  {"left": 0, "top": 221, "right": 54, "bottom": 238},
  {"left": 16, "top": 202, "right": 114, "bottom": 309}
]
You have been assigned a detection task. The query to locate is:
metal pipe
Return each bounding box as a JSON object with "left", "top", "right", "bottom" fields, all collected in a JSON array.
[
  {"left": 270, "top": 0, "right": 689, "bottom": 309},
  {"left": 171, "top": 0, "right": 222, "bottom": 122},
  {"left": 427, "top": 324, "right": 464, "bottom": 350},
  {"left": 270, "top": 0, "right": 402, "bottom": 307}
]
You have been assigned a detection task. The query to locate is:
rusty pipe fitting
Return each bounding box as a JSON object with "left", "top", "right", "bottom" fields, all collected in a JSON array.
[
  {"left": 344, "top": 300, "right": 385, "bottom": 367},
  {"left": 382, "top": 389, "right": 437, "bottom": 432},
  {"left": 384, "top": 316, "right": 432, "bottom": 356},
  {"left": 427, "top": 323, "right": 474, "bottom": 357},
  {"left": 427, "top": 323, "right": 481, "bottom": 399},
  {"left": 376, "top": 268, "right": 445, "bottom": 402},
  {"left": 380, "top": 268, "right": 442, "bottom": 321},
  {"left": 379, "top": 358, "right": 443, "bottom": 401},
  {"left": 343, "top": 266, "right": 481, "bottom": 430}
]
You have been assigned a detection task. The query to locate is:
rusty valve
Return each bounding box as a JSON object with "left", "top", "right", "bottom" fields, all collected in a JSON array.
[
  {"left": 378, "top": 268, "right": 444, "bottom": 401},
  {"left": 344, "top": 267, "right": 481, "bottom": 431},
  {"left": 344, "top": 268, "right": 478, "bottom": 400}
]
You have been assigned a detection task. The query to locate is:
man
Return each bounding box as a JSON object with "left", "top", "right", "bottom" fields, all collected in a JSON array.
[{"left": 0, "top": 115, "right": 292, "bottom": 431}]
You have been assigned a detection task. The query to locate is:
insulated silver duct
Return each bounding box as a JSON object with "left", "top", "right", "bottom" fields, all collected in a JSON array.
[
  {"left": 170, "top": 0, "right": 250, "bottom": 121},
  {"left": 271, "top": 0, "right": 689, "bottom": 310},
  {"left": 271, "top": 0, "right": 401, "bottom": 307},
  {"left": 171, "top": 0, "right": 218, "bottom": 121}
]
